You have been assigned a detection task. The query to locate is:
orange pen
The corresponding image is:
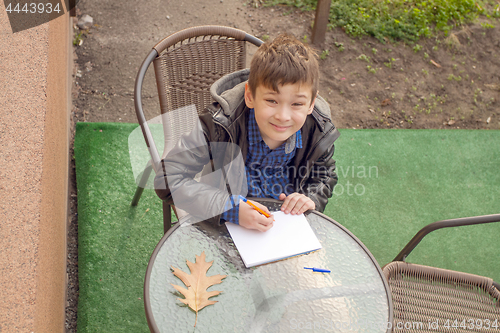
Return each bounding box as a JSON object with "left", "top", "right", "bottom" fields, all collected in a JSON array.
[{"left": 239, "top": 195, "right": 271, "bottom": 218}]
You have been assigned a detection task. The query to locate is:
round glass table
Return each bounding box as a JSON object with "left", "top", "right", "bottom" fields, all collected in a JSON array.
[{"left": 144, "top": 199, "right": 393, "bottom": 332}]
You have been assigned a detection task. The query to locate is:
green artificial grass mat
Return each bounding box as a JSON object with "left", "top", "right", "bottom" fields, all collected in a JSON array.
[
  {"left": 323, "top": 129, "right": 500, "bottom": 281},
  {"left": 75, "top": 123, "right": 165, "bottom": 332},
  {"left": 75, "top": 123, "right": 500, "bottom": 331}
]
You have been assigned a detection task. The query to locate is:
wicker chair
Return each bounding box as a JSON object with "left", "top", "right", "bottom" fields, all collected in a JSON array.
[
  {"left": 383, "top": 214, "right": 500, "bottom": 332},
  {"left": 131, "top": 26, "right": 262, "bottom": 233}
]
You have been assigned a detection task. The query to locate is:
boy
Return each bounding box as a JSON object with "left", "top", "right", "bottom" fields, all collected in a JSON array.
[{"left": 154, "top": 34, "right": 340, "bottom": 231}]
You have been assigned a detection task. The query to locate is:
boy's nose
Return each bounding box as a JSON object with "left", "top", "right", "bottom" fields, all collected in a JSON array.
[{"left": 274, "top": 107, "right": 292, "bottom": 122}]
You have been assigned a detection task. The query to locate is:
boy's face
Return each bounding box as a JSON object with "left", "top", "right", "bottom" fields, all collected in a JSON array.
[{"left": 244, "top": 82, "right": 316, "bottom": 150}]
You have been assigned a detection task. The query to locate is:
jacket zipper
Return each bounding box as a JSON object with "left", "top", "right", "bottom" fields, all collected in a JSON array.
[
  {"left": 299, "top": 125, "right": 335, "bottom": 189},
  {"left": 213, "top": 108, "right": 235, "bottom": 144}
]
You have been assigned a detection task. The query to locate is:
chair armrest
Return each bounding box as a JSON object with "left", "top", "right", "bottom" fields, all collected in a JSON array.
[
  {"left": 394, "top": 213, "right": 500, "bottom": 261},
  {"left": 134, "top": 49, "right": 162, "bottom": 169}
]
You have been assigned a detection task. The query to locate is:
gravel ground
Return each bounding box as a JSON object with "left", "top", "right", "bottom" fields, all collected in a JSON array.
[{"left": 65, "top": 50, "right": 80, "bottom": 332}]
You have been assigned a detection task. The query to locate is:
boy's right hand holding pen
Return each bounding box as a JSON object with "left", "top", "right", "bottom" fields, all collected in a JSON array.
[
  {"left": 238, "top": 197, "right": 274, "bottom": 232},
  {"left": 237, "top": 194, "right": 314, "bottom": 231}
]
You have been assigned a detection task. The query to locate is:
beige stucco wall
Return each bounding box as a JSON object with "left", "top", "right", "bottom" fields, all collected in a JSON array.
[{"left": 0, "top": 5, "right": 71, "bottom": 333}]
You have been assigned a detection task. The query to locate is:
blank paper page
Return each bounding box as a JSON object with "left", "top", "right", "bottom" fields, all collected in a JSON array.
[{"left": 225, "top": 211, "right": 322, "bottom": 267}]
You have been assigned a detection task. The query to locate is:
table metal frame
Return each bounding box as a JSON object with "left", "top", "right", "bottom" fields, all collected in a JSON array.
[{"left": 144, "top": 198, "right": 393, "bottom": 332}]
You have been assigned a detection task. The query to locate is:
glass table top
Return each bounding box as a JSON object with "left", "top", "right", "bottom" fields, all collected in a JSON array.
[{"left": 145, "top": 202, "right": 392, "bottom": 332}]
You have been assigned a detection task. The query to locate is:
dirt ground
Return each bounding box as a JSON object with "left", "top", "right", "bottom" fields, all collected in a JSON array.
[
  {"left": 67, "top": 0, "right": 500, "bottom": 330},
  {"left": 71, "top": 3, "right": 500, "bottom": 130}
]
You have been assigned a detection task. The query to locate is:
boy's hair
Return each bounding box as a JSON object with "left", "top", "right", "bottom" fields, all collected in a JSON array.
[{"left": 248, "top": 34, "right": 319, "bottom": 103}]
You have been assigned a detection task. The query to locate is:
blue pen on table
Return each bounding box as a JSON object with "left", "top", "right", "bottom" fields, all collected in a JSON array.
[{"left": 304, "top": 267, "right": 331, "bottom": 273}]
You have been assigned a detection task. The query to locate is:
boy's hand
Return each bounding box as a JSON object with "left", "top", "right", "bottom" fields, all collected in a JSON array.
[
  {"left": 279, "top": 193, "right": 315, "bottom": 215},
  {"left": 238, "top": 199, "right": 274, "bottom": 232}
]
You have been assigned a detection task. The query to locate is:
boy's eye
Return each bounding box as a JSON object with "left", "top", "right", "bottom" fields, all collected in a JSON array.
[
  {"left": 266, "top": 99, "right": 277, "bottom": 104},
  {"left": 293, "top": 103, "right": 304, "bottom": 107}
]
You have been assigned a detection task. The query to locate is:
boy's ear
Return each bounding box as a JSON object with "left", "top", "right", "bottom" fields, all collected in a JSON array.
[
  {"left": 244, "top": 83, "right": 255, "bottom": 109},
  {"left": 307, "top": 92, "right": 318, "bottom": 115}
]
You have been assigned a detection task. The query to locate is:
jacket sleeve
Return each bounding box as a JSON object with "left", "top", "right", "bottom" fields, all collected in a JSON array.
[
  {"left": 153, "top": 117, "right": 231, "bottom": 224},
  {"left": 301, "top": 143, "right": 338, "bottom": 213}
]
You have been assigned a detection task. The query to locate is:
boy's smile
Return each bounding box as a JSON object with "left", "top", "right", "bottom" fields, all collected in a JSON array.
[{"left": 244, "top": 82, "right": 316, "bottom": 150}]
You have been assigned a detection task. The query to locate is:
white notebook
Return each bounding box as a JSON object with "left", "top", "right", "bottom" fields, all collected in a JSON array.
[{"left": 225, "top": 211, "right": 322, "bottom": 267}]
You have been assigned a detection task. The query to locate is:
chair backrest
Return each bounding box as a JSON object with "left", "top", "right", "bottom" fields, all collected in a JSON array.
[
  {"left": 383, "top": 215, "right": 500, "bottom": 331},
  {"left": 383, "top": 261, "right": 500, "bottom": 331},
  {"left": 135, "top": 26, "right": 262, "bottom": 169},
  {"left": 153, "top": 26, "right": 258, "bottom": 117}
]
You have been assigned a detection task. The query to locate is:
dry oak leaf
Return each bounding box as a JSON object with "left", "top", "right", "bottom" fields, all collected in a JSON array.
[{"left": 171, "top": 252, "right": 227, "bottom": 327}]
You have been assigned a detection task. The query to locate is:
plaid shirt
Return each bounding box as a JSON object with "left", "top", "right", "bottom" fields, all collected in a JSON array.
[{"left": 221, "top": 108, "right": 302, "bottom": 224}]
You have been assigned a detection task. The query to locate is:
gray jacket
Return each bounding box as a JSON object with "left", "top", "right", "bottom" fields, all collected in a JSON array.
[{"left": 154, "top": 69, "right": 340, "bottom": 225}]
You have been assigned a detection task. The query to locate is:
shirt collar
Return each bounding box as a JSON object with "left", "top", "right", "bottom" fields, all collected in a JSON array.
[{"left": 248, "top": 109, "right": 302, "bottom": 152}]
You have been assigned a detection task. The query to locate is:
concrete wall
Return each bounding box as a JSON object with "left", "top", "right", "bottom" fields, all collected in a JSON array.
[{"left": 0, "top": 6, "right": 71, "bottom": 333}]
